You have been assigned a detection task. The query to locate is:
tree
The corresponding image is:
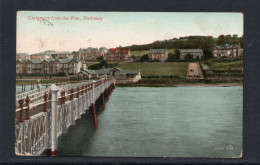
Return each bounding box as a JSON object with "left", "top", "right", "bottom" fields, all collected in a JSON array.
[
  {"left": 97, "top": 56, "right": 104, "bottom": 61},
  {"left": 203, "top": 49, "right": 213, "bottom": 60},
  {"left": 72, "top": 51, "right": 78, "bottom": 55},
  {"left": 184, "top": 54, "right": 193, "bottom": 61},
  {"left": 139, "top": 54, "right": 149, "bottom": 62},
  {"left": 217, "top": 35, "right": 225, "bottom": 45},
  {"left": 166, "top": 53, "right": 175, "bottom": 62},
  {"left": 174, "top": 49, "right": 180, "bottom": 61},
  {"left": 80, "top": 65, "right": 84, "bottom": 71}
]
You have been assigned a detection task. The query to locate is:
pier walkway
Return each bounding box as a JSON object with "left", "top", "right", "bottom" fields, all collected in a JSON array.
[{"left": 15, "top": 78, "right": 115, "bottom": 156}]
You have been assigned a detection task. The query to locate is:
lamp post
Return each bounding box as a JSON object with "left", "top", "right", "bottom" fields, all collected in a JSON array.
[{"left": 49, "top": 84, "right": 60, "bottom": 156}]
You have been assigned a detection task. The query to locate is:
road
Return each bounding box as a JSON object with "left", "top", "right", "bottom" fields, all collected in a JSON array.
[{"left": 186, "top": 62, "right": 204, "bottom": 79}]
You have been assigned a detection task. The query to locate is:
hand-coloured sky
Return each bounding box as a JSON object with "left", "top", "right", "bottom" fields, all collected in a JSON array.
[{"left": 17, "top": 11, "right": 243, "bottom": 54}]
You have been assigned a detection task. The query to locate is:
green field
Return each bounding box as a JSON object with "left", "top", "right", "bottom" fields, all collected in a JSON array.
[
  {"left": 201, "top": 57, "right": 243, "bottom": 71},
  {"left": 118, "top": 62, "right": 188, "bottom": 77},
  {"left": 131, "top": 49, "right": 175, "bottom": 57}
]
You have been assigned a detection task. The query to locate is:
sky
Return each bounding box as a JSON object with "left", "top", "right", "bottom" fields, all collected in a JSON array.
[{"left": 17, "top": 11, "right": 243, "bottom": 54}]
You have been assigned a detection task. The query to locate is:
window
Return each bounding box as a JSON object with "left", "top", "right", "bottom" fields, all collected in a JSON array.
[
  {"left": 16, "top": 64, "right": 19, "bottom": 67},
  {"left": 27, "top": 64, "right": 31, "bottom": 68}
]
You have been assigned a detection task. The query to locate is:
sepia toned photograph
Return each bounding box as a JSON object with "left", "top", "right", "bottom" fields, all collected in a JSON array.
[{"left": 15, "top": 11, "right": 243, "bottom": 158}]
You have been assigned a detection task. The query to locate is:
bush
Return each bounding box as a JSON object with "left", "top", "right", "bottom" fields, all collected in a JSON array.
[
  {"left": 69, "top": 76, "right": 80, "bottom": 81},
  {"left": 88, "top": 60, "right": 118, "bottom": 70},
  {"left": 56, "top": 72, "right": 67, "bottom": 76}
]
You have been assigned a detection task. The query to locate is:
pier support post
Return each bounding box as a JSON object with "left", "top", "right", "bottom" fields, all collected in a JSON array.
[
  {"left": 25, "top": 95, "right": 31, "bottom": 120},
  {"left": 49, "top": 84, "right": 60, "bottom": 156},
  {"left": 76, "top": 87, "right": 80, "bottom": 98},
  {"left": 92, "top": 80, "right": 98, "bottom": 131},
  {"left": 106, "top": 88, "right": 109, "bottom": 101},
  {"left": 70, "top": 88, "right": 74, "bottom": 101},
  {"left": 43, "top": 92, "right": 48, "bottom": 112},
  {"left": 102, "top": 92, "right": 105, "bottom": 110},
  {"left": 18, "top": 99, "right": 25, "bottom": 123}
]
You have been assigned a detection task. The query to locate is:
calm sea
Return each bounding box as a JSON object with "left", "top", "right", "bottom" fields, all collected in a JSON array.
[{"left": 57, "top": 86, "right": 243, "bottom": 158}]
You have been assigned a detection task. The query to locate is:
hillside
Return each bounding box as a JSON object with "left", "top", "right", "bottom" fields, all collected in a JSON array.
[
  {"left": 201, "top": 57, "right": 243, "bottom": 71},
  {"left": 118, "top": 62, "right": 188, "bottom": 77}
]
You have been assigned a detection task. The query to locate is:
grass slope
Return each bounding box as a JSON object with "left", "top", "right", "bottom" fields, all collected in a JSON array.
[
  {"left": 118, "top": 62, "right": 188, "bottom": 77},
  {"left": 201, "top": 57, "right": 243, "bottom": 71}
]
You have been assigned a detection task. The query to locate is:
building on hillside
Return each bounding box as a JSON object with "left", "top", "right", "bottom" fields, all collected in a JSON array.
[
  {"left": 95, "top": 69, "right": 111, "bottom": 79},
  {"left": 78, "top": 47, "right": 101, "bottom": 61},
  {"left": 43, "top": 50, "right": 57, "bottom": 55},
  {"left": 213, "top": 44, "right": 242, "bottom": 58},
  {"left": 54, "top": 51, "right": 73, "bottom": 59},
  {"left": 17, "top": 59, "right": 51, "bottom": 74},
  {"left": 51, "top": 57, "right": 82, "bottom": 74},
  {"left": 110, "top": 67, "right": 123, "bottom": 77},
  {"left": 179, "top": 49, "right": 203, "bottom": 60},
  {"left": 105, "top": 48, "right": 131, "bottom": 61},
  {"left": 29, "top": 50, "right": 58, "bottom": 60},
  {"left": 148, "top": 49, "right": 168, "bottom": 62},
  {"left": 30, "top": 53, "right": 52, "bottom": 60},
  {"left": 16, "top": 53, "right": 29, "bottom": 60},
  {"left": 99, "top": 47, "right": 108, "bottom": 57},
  {"left": 16, "top": 57, "right": 82, "bottom": 75},
  {"left": 78, "top": 69, "right": 97, "bottom": 80},
  {"left": 16, "top": 60, "right": 25, "bottom": 74},
  {"left": 116, "top": 66, "right": 141, "bottom": 84},
  {"left": 118, "top": 70, "right": 141, "bottom": 79}
]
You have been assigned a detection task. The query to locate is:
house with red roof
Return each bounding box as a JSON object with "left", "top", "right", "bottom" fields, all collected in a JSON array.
[{"left": 105, "top": 47, "right": 132, "bottom": 61}]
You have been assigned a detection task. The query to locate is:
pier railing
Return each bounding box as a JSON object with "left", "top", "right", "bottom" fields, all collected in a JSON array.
[{"left": 15, "top": 79, "right": 115, "bottom": 156}]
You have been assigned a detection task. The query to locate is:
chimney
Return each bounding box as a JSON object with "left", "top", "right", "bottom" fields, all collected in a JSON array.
[
  {"left": 138, "top": 66, "right": 141, "bottom": 72},
  {"left": 103, "top": 66, "right": 105, "bottom": 70}
]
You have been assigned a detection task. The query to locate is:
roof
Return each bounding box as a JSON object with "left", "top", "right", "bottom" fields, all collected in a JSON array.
[
  {"left": 119, "top": 70, "right": 140, "bottom": 75},
  {"left": 56, "top": 51, "right": 72, "bottom": 55},
  {"left": 149, "top": 49, "right": 167, "bottom": 54},
  {"left": 80, "top": 47, "right": 99, "bottom": 53},
  {"left": 110, "top": 67, "right": 123, "bottom": 72},
  {"left": 214, "top": 44, "right": 239, "bottom": 49},
  {"left": 99, "top": 47, "right": 107, "bottom": 51},
  {"left": 16, "top": 59, "right": 23, "bottom": 63},
  {"left": 31, "top": 53, "right": 51, "bottom": 56},
  {"left": 94, "top": 70, "right": 110, "bottom": 74},
  {"left": 109, "top": 48, "right": 130, "bottom": 54},
  {"left": 180, "top": 49, "right": 203, "bottom": 53},
  {"left": 20, "top": 56, "right": 80, "bottom": 64},
  {"left": 16, "top": 53, "right": 28, "bottom": 56},
  {"left": 44, "top": 50, "right": 56, "bottom": 53},
  {"left": 202, "top": 65, "right": 211, "bottom": 70},
  {"left": 81, "top": 69, "right": 97, "bottom": 75},
  {"left": 30, "top": 60, "right": 43, "bottom": 64},
  {"left": 57, "top": 56, "right": 79, "bottom": 63},
  {"left": 58, "top": 59, "right": 71, "bottom": 64}
]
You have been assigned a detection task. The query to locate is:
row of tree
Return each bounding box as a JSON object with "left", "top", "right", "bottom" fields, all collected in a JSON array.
[
  {"left": 134, "top": 35, "right": 243, "bottom": 62},
  {"left": 129, "top": 34, "right": 243, "bottom": 53}
]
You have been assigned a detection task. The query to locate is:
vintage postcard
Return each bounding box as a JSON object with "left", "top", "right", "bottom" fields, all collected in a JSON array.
[{"left": 15, "top": 11, "right": 243, "bottom": 157}]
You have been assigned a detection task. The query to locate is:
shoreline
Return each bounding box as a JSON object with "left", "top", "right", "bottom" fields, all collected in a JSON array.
[
  {"left": 174, "top": 83, "right": 243, "bottom": 87},
  {"left": 116, "top": 83, "right": 243, "bottom": 87}
]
